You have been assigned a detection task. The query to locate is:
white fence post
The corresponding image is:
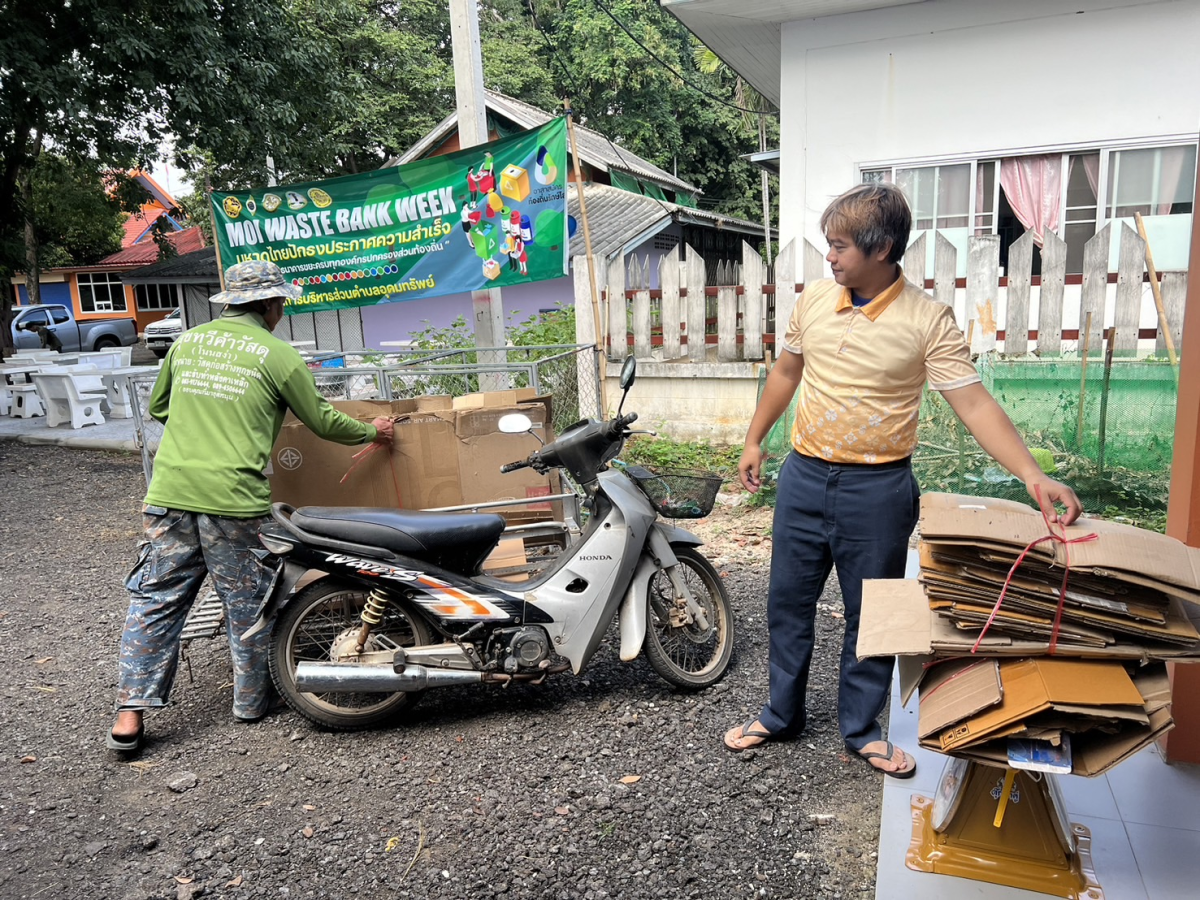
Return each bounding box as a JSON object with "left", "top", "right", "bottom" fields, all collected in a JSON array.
[
  {"left": 1039, "top": 230, "right": 1068, "bottom": 356},
  {"left": 659, "top": 246, "right": 682, "bottom": 360},
  {"left": 742, "top": 242, "right": 765, "bottom": 360},
  {"left": 685, "top": 244, "right": 707, "bottom": 363}
]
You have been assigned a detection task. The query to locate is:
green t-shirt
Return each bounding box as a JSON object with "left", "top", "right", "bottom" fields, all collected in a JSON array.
[{"left": 144, "top": 311, "right": 376, "bottom": 517}]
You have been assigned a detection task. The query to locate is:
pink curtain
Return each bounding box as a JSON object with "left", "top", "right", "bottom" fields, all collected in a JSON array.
[
  {"left": 1156, "top": 148, "right": 1187, "bottom": 215},
  {"left": 1069, "top": 153, "right": 1100, "bottom": 198},
  {"left": 999, "top": 155, "right": 1064, "bottom": 246}
]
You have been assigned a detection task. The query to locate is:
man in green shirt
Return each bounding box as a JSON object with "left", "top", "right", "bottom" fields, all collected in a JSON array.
[{"left": 108, "top": 260, "right": 394, "bottom": 753}]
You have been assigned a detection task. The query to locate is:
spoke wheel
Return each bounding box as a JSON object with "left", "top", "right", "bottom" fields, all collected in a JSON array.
[
  {"left": 269, "top": 579, "right": 433, "bottom": 730},
  {"left": 643, "top": 546, "right": 734, "bottom": 689}
]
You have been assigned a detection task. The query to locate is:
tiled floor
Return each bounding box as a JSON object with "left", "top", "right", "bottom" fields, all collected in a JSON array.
[{"left": 875, "top": 554, "right": 1200, "bottom": 899}]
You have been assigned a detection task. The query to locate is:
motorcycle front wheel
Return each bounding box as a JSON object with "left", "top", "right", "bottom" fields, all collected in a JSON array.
[
  {"left": 268, "top": 579, "right": 434, "bottom": 730},
  {"left": 643, "top": 545, "right": 734, "bottom": 689}
]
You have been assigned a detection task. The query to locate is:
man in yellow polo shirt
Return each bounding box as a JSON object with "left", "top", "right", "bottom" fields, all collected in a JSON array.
[{"left": 722, "top": 183, "right": 1082, "bottom": 776}]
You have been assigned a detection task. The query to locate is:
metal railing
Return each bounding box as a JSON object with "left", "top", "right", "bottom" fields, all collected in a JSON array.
[{"left": 130, "top": 344, "right": 604, "bottom": 487}]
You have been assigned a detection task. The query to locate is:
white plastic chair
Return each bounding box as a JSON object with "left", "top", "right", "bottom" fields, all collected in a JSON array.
[{"left": 30, "top": 371, "right": 106, "bottom": 428}]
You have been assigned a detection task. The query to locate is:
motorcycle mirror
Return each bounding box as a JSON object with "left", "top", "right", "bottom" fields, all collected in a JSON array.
[
  {"left": 619, "top": 356, "right": 637, "bottom": 390},
  {"left": 497, "top": 413, "right": 533, "bottom": 434},
  {"left": 615, "top": 356, "right": 637, "bottom": 417}
]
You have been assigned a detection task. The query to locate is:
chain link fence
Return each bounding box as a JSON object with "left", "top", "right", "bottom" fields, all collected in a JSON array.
[{"left": 131, "top": 345, "right": 603, "bottom": 487}]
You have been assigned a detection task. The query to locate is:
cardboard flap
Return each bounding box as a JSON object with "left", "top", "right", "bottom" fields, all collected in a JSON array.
[
  {"left": 858, "top": 580, "right": 932, "bottom": 658},
  {"left": 918, "top": 658, "right": 1002, "bottom": 738}
]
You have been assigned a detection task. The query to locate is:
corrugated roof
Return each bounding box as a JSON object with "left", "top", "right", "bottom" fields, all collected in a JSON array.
[
  {"left": 120, "top": 247, "right": 220, "bottom": 283},
  {"left": 98, "top": 227, "right": 206, "bottom": 268},
  {"left": 391, "top": 91, "right": 696, "bottom": 196},
  {"left": 569, "top": 183, "right": 770, "bottom": 261}
]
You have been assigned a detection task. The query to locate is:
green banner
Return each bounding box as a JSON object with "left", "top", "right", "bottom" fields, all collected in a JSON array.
[{"left": 210, "top": 120, "right": 568, "bottom": 314}]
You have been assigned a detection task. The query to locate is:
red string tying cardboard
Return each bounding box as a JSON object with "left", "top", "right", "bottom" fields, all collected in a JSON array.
[
  {"left": 971, "top": 485, "right": 1097, "bottom": 654},
  {"left": 339, "top": 431, "right": 402, "bottom": 507}
]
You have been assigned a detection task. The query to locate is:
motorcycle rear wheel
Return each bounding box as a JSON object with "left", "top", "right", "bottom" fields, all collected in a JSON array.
[
  {"left": 643, "top": 546, "right": 734, "bottom": 689},
  {"left": 269, "top": 579, "right": 433, "bottom": 730}
]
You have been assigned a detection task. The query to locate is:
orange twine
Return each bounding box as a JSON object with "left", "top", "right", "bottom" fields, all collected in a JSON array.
[{"left": 970, "top": 485, "right": 1097, "bottom": 655}]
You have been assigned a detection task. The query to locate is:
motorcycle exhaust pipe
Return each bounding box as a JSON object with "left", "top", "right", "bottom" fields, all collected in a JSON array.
[{"left": 294, "top": 662, "right": 483, "bottom": 693}]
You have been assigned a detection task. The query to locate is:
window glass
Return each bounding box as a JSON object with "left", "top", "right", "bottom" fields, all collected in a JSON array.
[
  {"left": 78, "top": 272, "right": 127, "bottom": 312},
  {"left": 135, "top": 283, "right": 178, "bottom": 311},
  {"left": 50, "top": 308, "right": 71, "bottom": 324},
  {"left": 1107, "top": 145, "right": 1196, "bottom": 218},
  {"left": 22, "top": 309, "right": 50, "bottom": 328},
  {"left": 895, "top": 164, "right": 969, "bottom": 231}
]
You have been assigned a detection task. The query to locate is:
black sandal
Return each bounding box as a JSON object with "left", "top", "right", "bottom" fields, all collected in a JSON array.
[{"left": 106, "top": 724, "right": 144, "bottom": 753}]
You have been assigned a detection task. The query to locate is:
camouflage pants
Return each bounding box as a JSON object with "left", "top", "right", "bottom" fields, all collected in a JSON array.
[{"left": 115, "top": 506, "right": 274, "bottom": 720}]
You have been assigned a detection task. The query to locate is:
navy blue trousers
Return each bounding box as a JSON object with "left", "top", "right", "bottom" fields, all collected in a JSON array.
[{"left": 758, "top": 452, "right": 919, "bottom": 751}]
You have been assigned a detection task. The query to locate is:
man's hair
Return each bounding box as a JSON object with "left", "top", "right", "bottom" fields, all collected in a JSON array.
[{"left": 820, "top": 183, "right": 912, "bottom": 264}]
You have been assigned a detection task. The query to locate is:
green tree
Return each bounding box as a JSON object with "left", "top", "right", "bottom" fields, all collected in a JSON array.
[{"left": 0, "top": 0, "right": 355, "bottom": 349}]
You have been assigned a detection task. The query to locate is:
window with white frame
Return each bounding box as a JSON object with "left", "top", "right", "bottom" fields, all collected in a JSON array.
[
  {"left": 862, "top": 142, "right": 1196, "bottom": 275},
  {"left": 77, "top": 272, "right": 128, "bottom": 312},
  {"left": 134, "top": 282, "right": 178, "bottom": 311}
]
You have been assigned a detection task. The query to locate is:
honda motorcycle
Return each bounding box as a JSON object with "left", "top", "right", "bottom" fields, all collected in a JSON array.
[{"left": 246, "top": 357, "right": 734, "bottom": 730}]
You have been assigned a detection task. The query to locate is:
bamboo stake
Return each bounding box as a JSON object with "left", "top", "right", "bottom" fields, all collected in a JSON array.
[
  {"left": 564, "top": 100, "right": 608, "bottom": 415},
  {"left": 1134, "top": 211, "right": 1178, "bottom": 366},
  {"left": 1097, "top": 326, "right": 1117, "bottom": 475},
  {"left": 205, "top": 176, "right": 227, "bottom": 293},
  {"left": 1078, "top": 311, "right": 1093, "bottom": 451}
]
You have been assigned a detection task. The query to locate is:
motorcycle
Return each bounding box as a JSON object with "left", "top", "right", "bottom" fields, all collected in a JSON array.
[{"left": 245, "top": 357, "right": 734, "bottom": 730}]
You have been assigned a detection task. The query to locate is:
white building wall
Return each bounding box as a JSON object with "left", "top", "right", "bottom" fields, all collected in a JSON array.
[{"left": 779, "top": 0, "right": 1200, "bottom": 254}]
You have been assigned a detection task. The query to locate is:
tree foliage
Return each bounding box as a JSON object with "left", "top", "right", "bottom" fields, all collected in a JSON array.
[{"left": 1, "top": 0, "right": 775, "bottom": 345}]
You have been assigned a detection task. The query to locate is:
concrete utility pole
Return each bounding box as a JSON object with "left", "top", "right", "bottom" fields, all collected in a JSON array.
[{"left": 449, "top": 0, "right": 506, "bottom": 381}]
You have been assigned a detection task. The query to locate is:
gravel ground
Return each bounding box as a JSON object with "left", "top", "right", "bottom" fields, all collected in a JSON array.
[{"left": 0, "top": 442, "right": 883, "bottom": 900}]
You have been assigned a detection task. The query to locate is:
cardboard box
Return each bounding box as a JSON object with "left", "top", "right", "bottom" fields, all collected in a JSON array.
[
  {"left": 483, "top": 537, "right": 528, "bottom": 582},
  {"left": 268, "top": 391, "right": 560, "bottom": 522},
  {"left": 482, "top": 258, "right": 502, "bottom": 280}
]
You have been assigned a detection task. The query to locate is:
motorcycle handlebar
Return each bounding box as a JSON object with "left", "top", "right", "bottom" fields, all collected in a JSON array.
[
  {"left": 605, "top": 411, "right": 638, "bottom": 438},
  {"left": 499, "top": 459, "right": 532, "bottom": 474}
]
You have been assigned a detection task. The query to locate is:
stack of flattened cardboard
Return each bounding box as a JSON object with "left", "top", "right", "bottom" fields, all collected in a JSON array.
[{"left": 858, "top": 493, "right": 1200, "bottom": 776}]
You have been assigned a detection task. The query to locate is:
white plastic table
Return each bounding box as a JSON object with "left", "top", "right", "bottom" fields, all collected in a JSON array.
[{"left": 101, "top": 366, "right": 154, "bottom": 419}]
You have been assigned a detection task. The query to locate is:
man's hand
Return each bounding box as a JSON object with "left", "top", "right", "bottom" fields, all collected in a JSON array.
[
  {"left": 739, "top": 444, "right": 764, "bottom": 493},
  {"left": 371, "top": 416, "right": 395, "bottom": 445},
  {"left": 1025, "top": 475, "right": 1083, "bottom": 527}
]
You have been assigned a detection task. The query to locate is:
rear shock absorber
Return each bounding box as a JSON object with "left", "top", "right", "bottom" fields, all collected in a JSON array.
[{"left": 354, "top": 587, "right": 390, "bottom": 653}]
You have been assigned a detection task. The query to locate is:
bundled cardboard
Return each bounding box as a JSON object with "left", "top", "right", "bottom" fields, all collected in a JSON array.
[
  {"left": 268, "top": 389, "right": 561, "bottom": 522},
  {"left": 855, "top": 492, "right": 1200, "bottom": 776}
]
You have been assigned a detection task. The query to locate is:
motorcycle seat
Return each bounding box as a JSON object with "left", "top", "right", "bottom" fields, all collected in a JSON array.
[{"left": 290, "top": 506, "right": 507, "bottom": 574}]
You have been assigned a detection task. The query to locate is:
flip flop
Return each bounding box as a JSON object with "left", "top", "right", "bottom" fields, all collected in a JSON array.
[
  {"left": 106, "top": 725, "right": 144, "bottom": 753},
  {"left": 723, "top": 719, "right": 775, "bottom": 753},
  {"left": 856, "top": 740, "right": 917, "bottom": 779}
]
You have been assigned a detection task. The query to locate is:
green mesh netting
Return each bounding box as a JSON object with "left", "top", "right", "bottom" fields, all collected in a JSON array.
[{"left": 758, "top": 357, "right": 1179, "bottom": 517}]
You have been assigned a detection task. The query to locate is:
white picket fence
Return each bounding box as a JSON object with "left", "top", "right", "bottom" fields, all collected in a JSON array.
[{"left": 586, "top": 223, "right": 1188, "bottom": 362}]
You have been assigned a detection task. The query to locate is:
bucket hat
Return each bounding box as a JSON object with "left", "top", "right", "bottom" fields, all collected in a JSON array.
[{"left": 209, "top": 260, "right": 302, "bottom": 306}]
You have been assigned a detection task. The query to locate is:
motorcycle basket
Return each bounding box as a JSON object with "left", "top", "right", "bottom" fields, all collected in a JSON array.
[{"left": 625, "top": 466, "right": 723, "bottom": 519}]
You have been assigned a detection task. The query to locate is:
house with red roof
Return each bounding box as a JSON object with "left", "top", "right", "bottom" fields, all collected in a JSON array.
[{"left": 10, "top": 170, "right": 206, "bottom": 333}]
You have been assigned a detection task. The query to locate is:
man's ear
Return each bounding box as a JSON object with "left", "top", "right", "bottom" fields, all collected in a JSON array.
[{"left": 874, "top": 239, "right": 894, "bottom": 263}]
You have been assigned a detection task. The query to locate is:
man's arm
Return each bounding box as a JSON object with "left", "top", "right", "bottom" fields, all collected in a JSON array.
[
  {"left": 738, "top": 349, "right": 805, "bottom": 493},
  {"left": 941, "top": 382, "right": 1082, "bottom": 525},
  {"left": 279, "top": 365, "right": 382, "bottom": 445}
]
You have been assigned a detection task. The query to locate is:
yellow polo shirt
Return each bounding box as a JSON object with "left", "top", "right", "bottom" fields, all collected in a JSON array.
[{"left": 782, "top": 272, "right": 979, "bottom": 464}]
